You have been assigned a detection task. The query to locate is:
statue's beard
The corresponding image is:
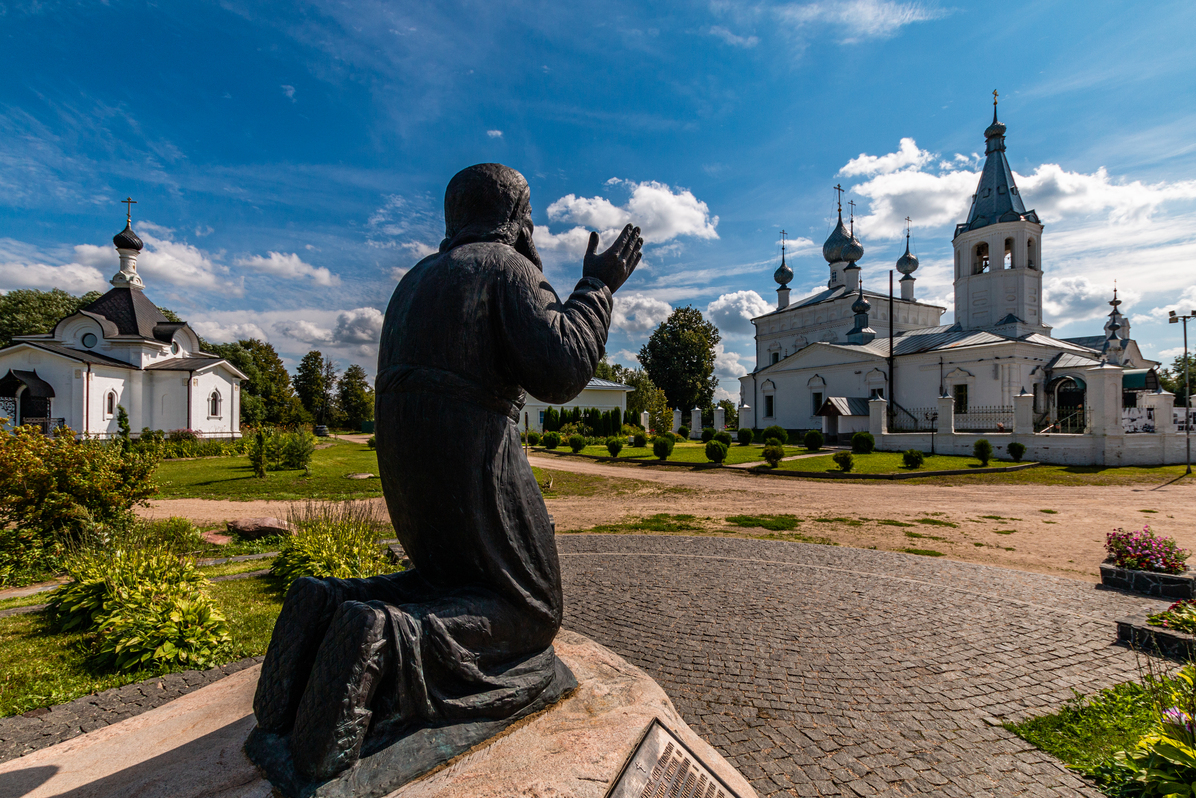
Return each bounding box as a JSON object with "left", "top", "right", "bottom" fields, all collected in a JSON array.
[{"left": 515, "top": 227, "right": 543, "bottom": 271}]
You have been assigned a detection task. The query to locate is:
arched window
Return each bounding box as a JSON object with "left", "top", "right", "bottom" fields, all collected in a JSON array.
[
  {"left": 1004, "top": 238, "right": 1014, "bottom": 269},
  {"left": 973, "top": 242, "right": 989, "bottom": 274},
  {"left": 1026, "top": 238, "right": 1037, "bottom": 270},
  {"left": 106, "top": 391, "right": 116, "bottom": 417},
  {"left": 209, "top": 390, "right": 221, "bottom": 417}
]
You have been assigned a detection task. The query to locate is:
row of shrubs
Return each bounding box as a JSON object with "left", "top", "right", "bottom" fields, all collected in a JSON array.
[
  {"left": 130, "top": 427, "right": 248, "bottom": 459},
  {"left": 540, "top": 406, "right": 638, "bottom": 437},
  {"left": 247, "top": 427, "right": 317, "bottom": 476}
]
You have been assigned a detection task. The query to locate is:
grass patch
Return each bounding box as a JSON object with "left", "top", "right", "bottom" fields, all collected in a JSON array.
[
  {"left": 979, "top": 515, "right": 1006, "bottom": 520},
  {"left": 878, "top": 520, "right": 915, "bottom": 527},
  {"left": 724, "top": 514, "right": 800, "bottom": 531},
  {"left": 1140, "top": 509, "right": 1159, "bottom": 513},
  {"left": 531, "top": 466, "right": 653, "bottom": 499},
  {"left": 1006, "top": 682, "right": 1155, "bottom": 774},
  {"left": 994, "top": 529, "right": 1017, "bottom": 535},
  {"left": 198, "top": 558, "right": 277, "bottom": 578},
  {"left": 813, "top": 517, "right": 864, "bottom": 526},
  {"left": 586, "top": 514, "right": 705, "bottom": 535},
  {"left": 756, "top": 532, "right": 837, "bottom": 546},
  {"left": 915, "top": 518, "right": 959, "bottom": 528},
  {"left": 777, "top": 452, "right": 990, "bottom": 474},
  {"left": 905, "top": 531, "right": 947, "bottom": 541},
  {"left": 1040, "top": 509, "right": 1059, "bottom": 514},
  {"left": 569, "top": 442, "right": 804, "bottom": 465},
  {"left": 901, "top": 548, "right": 945, "bottom": 557}
]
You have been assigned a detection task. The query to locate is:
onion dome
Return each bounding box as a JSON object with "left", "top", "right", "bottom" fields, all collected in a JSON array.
[
  {"left": 113, "top": 221, "right": 143, "bottom": 252},
  {"left": 984, "top": 111, "right": 1007, "bottom": 140},
  {"left": 896, "top": 236, "right": 919, "bottom": 275},
  {"left": 822, "top": 210, "right": 851, "bottom": 263},
  {"left": 851, "top": 283, "right": 870, "bottom": 315},
  {"left": 841, "top": 232, "right": 863, "bottom": 265},
  {"left": 773, "top": 251, "right": 793, "bottom": 287}
]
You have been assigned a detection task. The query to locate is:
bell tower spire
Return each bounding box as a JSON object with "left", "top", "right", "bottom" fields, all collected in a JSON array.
[{"left": 110, "top": 197, "right": 145, "bottom": 290}]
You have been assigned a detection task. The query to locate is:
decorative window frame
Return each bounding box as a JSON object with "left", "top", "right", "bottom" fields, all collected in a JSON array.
[
  {"left": 104, "top": 390, "right": 117, "bottom": 419},
  {"left": 207, "top": 389, "right": 222, "bottom": 419}
]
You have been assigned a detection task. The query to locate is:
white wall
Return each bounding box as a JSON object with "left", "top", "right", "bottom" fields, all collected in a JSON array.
[{"left": 522, "top": 386, "right": 630, "bottom": 433}]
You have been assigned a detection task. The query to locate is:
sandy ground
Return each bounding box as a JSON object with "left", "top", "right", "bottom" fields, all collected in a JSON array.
[{"left": 140, "top": 454, "right": 1196, "bottom": 584}]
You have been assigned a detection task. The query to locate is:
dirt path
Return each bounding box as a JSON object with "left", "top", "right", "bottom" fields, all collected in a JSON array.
[{"left": 141, "top": 454, "right": 1196, "bottom": 584}]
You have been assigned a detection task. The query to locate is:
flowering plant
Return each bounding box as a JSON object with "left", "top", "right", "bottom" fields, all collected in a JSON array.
[
  {"left": 1148, "top": 599, "right": 1196, "bottom": 634},
  {"left": 1106, "top": 525, "right": 1189, "bottom": 574}
]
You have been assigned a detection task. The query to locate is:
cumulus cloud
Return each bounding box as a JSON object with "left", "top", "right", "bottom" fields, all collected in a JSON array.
[
  {"left": 190, "top": 320, "right": 269, "bottom": 344},
  {"left": 549, "top": 179, "right": 718, "bottom": 245},
  {"left": 74, "top": 222, "right": 238, "bottom": 293},
  {"left": 274, "top": 319, "right": 333, "bottom": 344},
  {"left": 775, "top": 0, "right": 945, "bottom": 44},
  {"left": 706, "top": 290, "right": 773, "bottom": 335},
  {"left": 611, "top": 293, "right": 672, "bottom": 333},
  {"left": 0, "top": 258, "right": 107, "bottom": 293},
  {"left": 840, "top": 137, "right": 933, "bottom": 177},
  {"left": 714, "top": 343, "right": 749, "bottom": 382},
  {"left": 486, "top": 129, "right": 503, "bottom": 138},
  {"left": 1018, "top": 165, "right": 1196, "bottom": 225},
  {"left": 1042, "top": 276, "right": 1138, "bottom": 324},
  {"left": 708, "top": 25, "right": 758, "bottom": 47},
  {"left": 332, "top": 307, "right": 384, "bottom": 345},
  {"left": 235, "top": 251, "right": 338, "bottom": 286}
]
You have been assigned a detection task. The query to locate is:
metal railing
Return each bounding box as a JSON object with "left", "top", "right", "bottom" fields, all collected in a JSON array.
[
  {"left": 20, "top": 417, "right": 67, "bottom": 435},
  {"left": 889, "top": 404, "right": 939, "bottom": 432},
  {"left": 1036, "top": 407, "right": 1089, "bottom": 434},
  {"left": 953, "top": 405, "right": 1014, "bottom": 432}
]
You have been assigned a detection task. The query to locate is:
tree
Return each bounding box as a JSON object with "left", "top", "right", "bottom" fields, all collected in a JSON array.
[
  {"left": 1161, "top": 354, "right": 1196, "bottom": 409},
  {"left": 294, "top": 351, "right": 329, "bottom": 421},
  {"left": 594, "top": 357, "right": 659, "bottom": 423},
  {"left": 717, "top": 399, "right": 738, "bottom": 430},
  {"left": 205, "top": 339, "right": 306, "bottom": 425},
  {"left": 638, "top": 306, "right": 720, "bottom": 411},
  {"left": 337, "top": 365, "right": 374, "bottom": 430},
  {"left": 0, "top": 289, "right": 103, "bottom": 348},
  {"left": 645, "top": 386, "right": 670, "bottom": 435}
]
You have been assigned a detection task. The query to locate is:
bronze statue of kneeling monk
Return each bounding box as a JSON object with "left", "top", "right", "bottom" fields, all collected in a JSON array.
[{"left": 245, "top": 163, "right": 642, "bottom": 797}]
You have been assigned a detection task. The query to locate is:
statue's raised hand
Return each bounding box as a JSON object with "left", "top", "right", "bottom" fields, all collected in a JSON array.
[{"left": 583, "top": 224, "right": 642, "bottom": 293}]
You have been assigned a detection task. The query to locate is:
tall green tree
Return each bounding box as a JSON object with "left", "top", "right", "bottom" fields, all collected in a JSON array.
[
  {"left": 205, "top": 339, "right": 306, "bottom": 425},
  {"left": 337, "top": 365, "right": 374, "bottom": 430},
  {"left": 293, "top": 351, "right": 329, "bottom": 420},
  {"left": 717, "top": 399, "right": 739, "bottom": 430},
  {"left": 0, "top": 289, "right": 103, "bottom": 348},
  {"left": 638, "top": 306, "right": 721, "bottom": 411},
  {"left": 1161, "top": 353, "right": 1196, "bottom": 409},
  {"left": 594, "top": 357, "right": 659, "bottom": 421}
]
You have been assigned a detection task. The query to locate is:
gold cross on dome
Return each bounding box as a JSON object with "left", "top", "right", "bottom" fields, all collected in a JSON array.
[
  {"left": 121, "top": 197, "right": 137, "bottom": 222},
  {"left": 993, "top": 89, "right": 999, "bottom": 106}
]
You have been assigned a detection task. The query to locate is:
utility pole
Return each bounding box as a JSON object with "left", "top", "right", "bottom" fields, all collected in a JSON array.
[{"left": 1168, "top": 309, "right": 1194, "bottom": 475}]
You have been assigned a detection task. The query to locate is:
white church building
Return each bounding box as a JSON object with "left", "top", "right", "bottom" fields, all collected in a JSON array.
[
  {"left": 0, "top": 212, "right": 245, "bottom": 438},
  {"left": 739, "top": 101, "right": 1187, "bottom": 466}
]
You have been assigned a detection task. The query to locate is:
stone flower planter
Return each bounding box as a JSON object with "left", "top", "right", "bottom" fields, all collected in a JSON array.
[
  {"left": 1100, "top": 563, "right": 1196, "bottom": 599},
  {"left": 1117, "top": 613, "right": 1196, "bottom": 661}
]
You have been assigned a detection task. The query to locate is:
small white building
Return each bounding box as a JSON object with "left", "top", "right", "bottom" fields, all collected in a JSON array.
[
  {"left": 522, "top": 378, "right": 633, "bottom": 433},
  {"left": 0, "top": 214, "right": 245, "bottom": 438},
  {"left": 738, "top": 102, "right": 1184, "bottom": 466}
]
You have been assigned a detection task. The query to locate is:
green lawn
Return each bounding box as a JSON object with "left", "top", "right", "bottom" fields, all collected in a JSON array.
[
  {"left": 546, "top": 441, "right": 806, "bottom": 465},
  {"left": 775, "top": 451, "right": 999, "bottom": 474},
  {"left": 155, "top": 440, "right": 383, "bottom": 501},
  {"left": 0, "top": 574, "right": 286, "bottom": 717}
]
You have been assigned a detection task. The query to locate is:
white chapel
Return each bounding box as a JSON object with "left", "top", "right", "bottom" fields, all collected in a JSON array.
[
  {"left": 0, "top": 209, "right": 245, "bottom": 437},
  {"left": 737, "top": 100, "right": 1186, "bottom": 466}
]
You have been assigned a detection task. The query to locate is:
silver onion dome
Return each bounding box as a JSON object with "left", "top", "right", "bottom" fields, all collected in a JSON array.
[
  {"left": 896, "top": 239, "right": 919, "bottom": 275},
  {"left": 851, "top": 284, "right": 870, "bottom": 315},
  {"left": 773, "top": 252, "right": 793, "bottom": 287},
  {"left": 841, "top": 232, "right": 863, "bottom": 265},
  {"left": 823, "top": 211, "right": 851, "bottom": 263}
]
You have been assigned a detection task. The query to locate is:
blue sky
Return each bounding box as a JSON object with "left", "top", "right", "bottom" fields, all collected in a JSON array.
[{"left": 3, "top": 0, "right": 1196, "bottom": 401}]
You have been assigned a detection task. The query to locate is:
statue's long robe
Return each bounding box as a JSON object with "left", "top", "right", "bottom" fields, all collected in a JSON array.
[{"left": 359, "top": 240, "right": 611, "bottom": 737}]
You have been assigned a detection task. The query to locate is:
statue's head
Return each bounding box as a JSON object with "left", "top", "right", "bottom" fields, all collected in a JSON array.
[{"left": 441, "top": 163, "right": 541, "bottom": 269}]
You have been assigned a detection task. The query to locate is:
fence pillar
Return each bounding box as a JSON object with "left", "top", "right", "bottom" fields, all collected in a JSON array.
[
  {"left": 869, "top": 397, "right": 887, "bottom": 437},
  {"left": 690, "top": 408, "right": 702, "bottom": 437},
  {"left": 937, "top": 395, "right": 955, "bottom": 434},
  {"left": 640, "top": 410, "right": 649, "bottom": 430},
  {"left": 1143, "top": 389, "right": 1177, "bottom": 434},
  {"left": 739, "top": 403, "right": 753, "bottom": 430},
  {"left": 714, "top": 406, "right": 725, "bottom": 430},
  {"left": 1013, "top": 390, "right": 1034, "bottom": 434},
  {"left": 672, "top": 409, "right": 681, "bottom": 433}
]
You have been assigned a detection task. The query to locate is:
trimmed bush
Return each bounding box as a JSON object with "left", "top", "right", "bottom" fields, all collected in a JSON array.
[
  {"left": 543, "top": 431, "right": 561, "bottom": 449},
  {"left": 764, "top": 436, "right": 783, "bottom": 448},
  {"left": 527, "top": 431, "right": 541, "bottom": 447},
  {"left": 804, "top": 429, "right": 824, "bottom": 451},
  {"left": 633, "top": 432, "right": 647, "bottom": 448},
  {"left": 737, "top": 428, "right": 753, "bottom": 445},
  {"left": 653, "top": 435, "right": 675, "bottom": 460},
  {"left": 701, "top": 427, "right": 715, "bottom": 443},
  {"left": 762, "top": 445, "right": 785, "bottom": 467},
  {"left": 833, "top": 451, "right": 854, "bottom": 472},
  {"left": 705, "top": 440, "right": 729, "bottom": 464},
  {"left": 973, "top": 438, "right": 993, "bottom": 466},
  {"left": 902, "top": 449, "right": 925, "bottom": 469},
  {"left": 568, "top": 434, "right": 586, "bottom": 453},
  {"left": 367, "top": 435, "right": 377, "bottom": 450},
  {"left": 677, "top": 425, "right": 690, "bottom": 440},
  {"left": 851, "top": 431, "right": 875, "bottom": 454},
  {"left": 1008, "top": 441, "right": 1026, "bottom": 462},
  {"left": 762, "top": 425, "right": 788, "bottom": 445},
  {"left": 606, "top": 436, "right": 624, "bottom": 457},
  {"left": 271, "top": 502, "right": 390, "bottom": 587},
  {"left": 714, "top": 430, "right": 733, "bottom": 447}
]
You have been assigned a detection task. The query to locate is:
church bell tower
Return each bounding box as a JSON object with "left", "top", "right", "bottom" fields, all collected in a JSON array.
[{"left": 952, "top": 93, "right": 1048, "bottom": 336}]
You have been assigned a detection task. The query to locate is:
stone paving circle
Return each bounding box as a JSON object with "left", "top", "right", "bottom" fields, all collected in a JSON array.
[{"left": 0, "top": 533, "right": 1174, "bottom": 796}]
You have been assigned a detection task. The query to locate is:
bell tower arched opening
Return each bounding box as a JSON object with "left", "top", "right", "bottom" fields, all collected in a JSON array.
[{"left": 973, "top": 242, "right": 989, "bottom": 274}]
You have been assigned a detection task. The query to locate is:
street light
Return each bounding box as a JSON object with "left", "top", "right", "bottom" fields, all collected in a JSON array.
[{"left": 1168, "top": 309, "right": 1195, "bottom": 475}]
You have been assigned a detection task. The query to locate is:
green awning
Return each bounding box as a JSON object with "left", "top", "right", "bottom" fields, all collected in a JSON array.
[{"left": 1122, "top": 369, "right": 1159, "bottom": 391}]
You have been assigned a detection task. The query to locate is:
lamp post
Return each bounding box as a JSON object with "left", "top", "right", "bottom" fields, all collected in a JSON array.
[{"left": 1168, "top": 309, "right": 1195, "bottom": 475}]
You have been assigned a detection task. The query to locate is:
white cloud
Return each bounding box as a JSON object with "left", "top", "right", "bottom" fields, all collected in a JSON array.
[
  {"left": 611, "top": 349, "right": 642, "bottom": 367},
  {"left": 486, "top": 129, "right": 503, "bottom": 138},
  {"left": 399, "top": 241, "right": 437, "bottom": 259},
  {"left": 1018, "top": 165, "right": 1196, "bottom": 225},
  {"left": 775, "top": 0, "right": 944, "bottom": 44},
  {"left": 0, "top": 258, "right": 107, "bottom": 294},
  {"left": 611, "top": 293, "right": 672, "bottom": 333},
  {"left": 706, "top": 290, "right": 773, "bottom": 335},
  {"left": 235, "top": 251, "right": 338, "bottom": 286},
  {"left": 708, "top": 25, "right": 759, "bottom": 47},
  {"left": 840, "top": 137, "right": 933, "bottom": 177},
  {"left": 848, "top": 161, "right": 978, "bottom": 238},
  {"left": 332, "top": 307, "right": 384, "bottom": 346},
  {"left": 274, "top": 319, "right": 333, "bottom": 344},
  {"left": 75, "top": 222, "right": 238, "bottom": 294},
  {"left": 1042, "top": 276, "right": 1138, "bottom": 324},
  {"left": 1155, "top": 346, "right": 1186, "bottom": 361},
  {"left": 281, "top": 85, "right": 296, "bottom": 102},
  {"left": 714, "top": 343, "right": 749, "bottom": 381},
  {"left": 190, "top": 320, "right": 269, "bottom": 344}
]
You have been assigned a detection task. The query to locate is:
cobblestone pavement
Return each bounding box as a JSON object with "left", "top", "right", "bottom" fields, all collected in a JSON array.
[
  {"left": 0, "top": 534, "right": 1170, "bottom": 796},
  {"left": 0, "top": 657, "right": 262, "bottom": 764},
  {"left": 558, "top": 534, "right": 1171, "bottom": 798}
]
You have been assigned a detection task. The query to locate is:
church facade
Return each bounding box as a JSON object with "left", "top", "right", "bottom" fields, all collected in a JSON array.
[
  {"left": 739, "top": 102, "right": 1185, "bottom": 466},
  {"left": 0, "top": 214, "right": 245, "bottom": 438}
]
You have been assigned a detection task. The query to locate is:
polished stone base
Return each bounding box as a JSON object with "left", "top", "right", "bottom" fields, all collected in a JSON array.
[{"left": 244, "top": 658, "right": 577, "bottom": 798}]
